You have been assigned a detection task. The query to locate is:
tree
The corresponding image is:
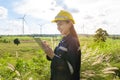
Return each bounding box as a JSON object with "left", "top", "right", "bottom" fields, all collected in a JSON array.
[
  {"left": 14, "top": 38, "right": 20, "bottom": 46},
  {"left": 94, "top": 28, "right": 108, "bottom": 42}
]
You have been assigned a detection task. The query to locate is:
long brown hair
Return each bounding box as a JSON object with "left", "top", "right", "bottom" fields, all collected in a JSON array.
[
  {"left": 70, "top": 24, "right": 79, "bottom": 43},
  {"left": 66, "top": 20, "right": 79, "bottom": 43},
  {"left": 70, "top": 24, "right": 78, "bottom": 37}
]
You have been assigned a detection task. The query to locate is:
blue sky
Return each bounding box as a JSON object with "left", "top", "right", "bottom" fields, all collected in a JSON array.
[{"left": 0, "top": 0, "right": 120, "bottom": 35}]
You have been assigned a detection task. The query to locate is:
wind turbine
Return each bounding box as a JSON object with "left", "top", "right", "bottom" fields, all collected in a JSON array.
[
  {"left": 18, "top": 14, "right": 26, "bottom": 34},
  {"left": 38, "top": 24, "right": 43, "bottom": 35},
  {"left": 38, "top": 24, "right": 45, "bottom": 35},
  {"left": 82, "top": 24, "right": 85, "bottom": 34}
]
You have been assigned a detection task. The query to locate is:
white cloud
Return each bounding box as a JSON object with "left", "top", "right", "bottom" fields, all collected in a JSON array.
[
  {"left": 13, "top": 0, "right": 62, "bottom": 21},
  {"left": 64, "top": 0, "right": 120, "bottom": 34},
  {"left": 0, "top": 6, "right": 8, "bottom": 19},
  {"left": 0, "top": 19, "right": 23, "bottom": 35},
  {"left": 0, "top": 7, "right": 23, "bottom": 35},
  {"left": 1, "top": 0, "right": 119, "bottom": 35}
]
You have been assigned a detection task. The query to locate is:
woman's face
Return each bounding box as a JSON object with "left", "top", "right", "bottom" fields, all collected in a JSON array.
[{"left": 56, "top": 20, "right": 71, "bottom": 36}]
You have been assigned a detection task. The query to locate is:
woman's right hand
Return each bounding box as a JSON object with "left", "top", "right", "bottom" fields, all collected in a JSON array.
[{"left": 41, "top": 41, "right": 55, "bottom": 59}]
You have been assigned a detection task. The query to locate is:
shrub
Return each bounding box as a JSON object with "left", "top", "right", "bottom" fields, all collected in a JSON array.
[
  {"left": 14, "top": 38, "right": 20, "bottom": 46},
  {"left": 94, "top": 28, "right": 108, "bottom": 42}
]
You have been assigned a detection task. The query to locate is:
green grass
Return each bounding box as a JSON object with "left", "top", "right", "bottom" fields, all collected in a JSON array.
[
  {"left": 79, "top": 36, "right": 120, "bottom": 80},
  {"left": 0, "top": 36, "right": 120, "bottom": 80},
  {"left": 0, "top": 40, "right": 39, "bottom": 60}
]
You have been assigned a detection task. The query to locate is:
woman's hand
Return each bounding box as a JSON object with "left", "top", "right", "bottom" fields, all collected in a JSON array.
[{"left": 41, "top": 41, "right": 55, "bottom": 59}]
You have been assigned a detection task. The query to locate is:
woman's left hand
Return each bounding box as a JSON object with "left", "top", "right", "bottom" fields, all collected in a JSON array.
[{"left": 41, "top": 41, "right": 55, "bottom": 59}]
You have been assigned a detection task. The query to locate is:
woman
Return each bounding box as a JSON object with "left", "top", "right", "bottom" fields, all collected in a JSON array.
[{"left": 41, "top": 10, "right": 81, "bottom": 80}]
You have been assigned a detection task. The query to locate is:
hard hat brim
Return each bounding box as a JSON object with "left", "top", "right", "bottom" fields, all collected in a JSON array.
[
  {"left": 51, "top": 19, "right": 75, "bottom": 24},
  {"left": 51, "top": 18, "right": 66, "bottom": 23}
]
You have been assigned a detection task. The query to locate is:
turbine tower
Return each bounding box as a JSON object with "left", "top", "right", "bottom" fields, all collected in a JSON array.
[
  {"left": 82, "top": 24, "right": 85, "bottom": 34},
  {"left": 18, "top": 15, "right": 26, "bottom": 34},
  {"left": 38, "top": 24, "right": 45, "bottom": 35},
  {"left": 38, "top": 24, "right": 43, "bottom": 35}
]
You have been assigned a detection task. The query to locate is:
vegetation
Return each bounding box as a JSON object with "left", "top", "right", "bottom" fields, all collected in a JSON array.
[
  {"left": 14, "top": 38, "right": 20, "bottom": 46},
  {"left": 0, "top": 36, "right": 120, "bottom": 80},
  {"left": 94, "top": 28, "right": 108, "bottom": 42}
]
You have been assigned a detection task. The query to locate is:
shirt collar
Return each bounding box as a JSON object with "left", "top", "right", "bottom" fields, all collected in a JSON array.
[{"left": 62, "top": 33, "right": 72, "bottom": 42}]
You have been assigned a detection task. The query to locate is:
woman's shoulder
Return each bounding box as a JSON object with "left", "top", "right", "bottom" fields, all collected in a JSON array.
[
  {"left": 62, "top": 34, "right": 79, "bottom": 46},
  {"left": 68, "top": 35, "right": 78, "bottom": 43}
]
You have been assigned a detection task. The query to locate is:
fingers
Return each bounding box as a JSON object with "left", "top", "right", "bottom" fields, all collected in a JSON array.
[
  {"left": 44, "top": 46, "right": 52, "bottom": 54},
  {"left": 42, "top": 41, "right": 50, "bottom": 48},
  {"left": 40, "top": 41, "right": 54, "bottom": 59},
  {"left": 40, "top": 41, "right": 47, "bottom": 48},
  {"left": 41, "top": 41, "right": 52, "bottom": 52}
]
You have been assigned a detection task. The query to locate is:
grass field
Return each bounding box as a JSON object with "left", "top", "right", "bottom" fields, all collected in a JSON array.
[{"left": 0, "top": 36, "right": 120, "bottom": 80}]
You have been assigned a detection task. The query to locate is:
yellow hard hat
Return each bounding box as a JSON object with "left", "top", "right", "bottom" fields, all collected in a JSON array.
[{"left": 52, "top": 10, "right": 75, "bottom": 24}]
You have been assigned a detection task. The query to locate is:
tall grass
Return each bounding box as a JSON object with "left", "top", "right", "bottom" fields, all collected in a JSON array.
[
  {"left": 0, "top": 36, "right": 120, "bottom": 80},
  {"left": 80, "top": 36, "right": 120, "bottom": 80}
]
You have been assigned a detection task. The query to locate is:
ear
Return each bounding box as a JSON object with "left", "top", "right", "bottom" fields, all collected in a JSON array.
[
  {"left": 68, "top": 20, "right": 73, "bottom": 28},
  {"left": 67, "top": 20, "right": 73, "bottom": 25}
]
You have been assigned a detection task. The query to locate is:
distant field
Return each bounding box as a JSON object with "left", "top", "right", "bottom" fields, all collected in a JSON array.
[{"left": 0, "top": 36, "right": 120, "bottom": 80}]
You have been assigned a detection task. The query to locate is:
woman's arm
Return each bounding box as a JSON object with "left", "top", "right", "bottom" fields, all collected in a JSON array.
[{"left": 41, "top": 41, "right": 55, "bottom": 59}]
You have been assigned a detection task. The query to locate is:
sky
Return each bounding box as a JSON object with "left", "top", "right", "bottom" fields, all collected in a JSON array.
[{"left": 0, "top": 0, "right": 120, "bottom": 35}]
